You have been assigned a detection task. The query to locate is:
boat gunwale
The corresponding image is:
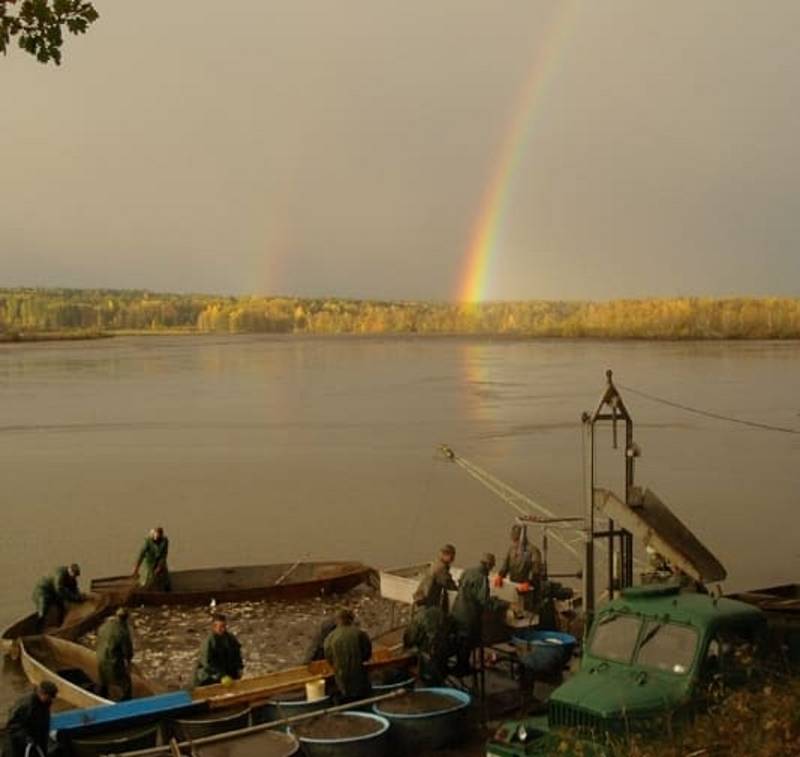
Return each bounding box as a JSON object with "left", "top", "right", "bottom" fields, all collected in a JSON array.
[
  {"left": 90, "top": 561, "right": 372, "bottom": 606},
  {"left": 1, "top": 593, "right": 112, "bottom": 655},
  {"left": 19, "top": 635, "right": 162, "bottom": 709}
]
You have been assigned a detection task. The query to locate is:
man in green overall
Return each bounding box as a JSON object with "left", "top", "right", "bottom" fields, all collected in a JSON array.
[
  {"left": 2, "top": 682, "right": 58, "bottom": 757},
  {"left": 133, "top": 527, "right": 171, "bottom": 591},
  {"left": 413, "top": 544, "right": 457, "bottom": 613},
  {"left": 403, "top": 605, "right": 454, "bottom": 686},
  {"left": 96, "top": 607, "right": 134, "bottom": 701},
  {"left": 194, "top": 613, "right": 243, "bottom": 687},
  {"left": 31, "top": 564, "right": 84, "bottom": 632},
  {"left": 452, "top": 553, "right": 507, "bottom": 676},
  {"left": 324, "top": 608, "right": 372, "bottom": 704},
  {"left": 494, "top": 524, "right": 543, "bottom": 611}
]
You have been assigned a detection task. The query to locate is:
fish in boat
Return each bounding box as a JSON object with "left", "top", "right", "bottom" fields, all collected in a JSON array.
[
  {"left": 1, "top": 593, "right": 111, "bottom": 656},
  {"left": 19, "top": 636, "right": 164, "bottom": 709},
  {"left": 90, "top": 561, "right": 372, "bottom": 606},
  {"left": 192, "top": 627, "right": 415, "bottom": 709}
]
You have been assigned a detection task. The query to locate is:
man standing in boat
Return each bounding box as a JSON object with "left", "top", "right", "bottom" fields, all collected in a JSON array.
[
  {"left": 194, "top": 613, "right": 243, "bottom": 687},
  {"left": 403, "top": 605, "right": 454, "bottom": 686},
  {"left": 303, "top": 614, "right": 337, "bottom": 664},
  {"left": 2, "top": 681, "right": 58, "bottom": 757},
  {"left": 324, "top": 608, "right": 372, "bottom": 704},
  {"left": 31, "top": 563, "right": 84, "bottom": 632},
  {"left": 452, "top": 553, "right": 507, "bottom": 675},
  {"left": 413, "top": 544, "right": 457, "bottom": 613},
  {"left": 96, "top": 607, "right": 134, "bottom": 701},
  {"left": 133, "top": 527, "right": 171, "bottom": 591}
]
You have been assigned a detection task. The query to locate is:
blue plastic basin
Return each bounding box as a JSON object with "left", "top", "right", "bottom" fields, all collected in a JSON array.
[
  {"left": 511, "top": 629, "right": 577, "bottom": 674},
  {"left": 251, "top": 690, "right": 330, "bottom": 726},
  {"left": 289, "top": 711, "right": 390, "bottom": 757},
  {"left": 371, "top": 675, "right": 415, "bottom": 693},
  {"left": 373, "top": 686, "right": 470, "bottom": 751}
]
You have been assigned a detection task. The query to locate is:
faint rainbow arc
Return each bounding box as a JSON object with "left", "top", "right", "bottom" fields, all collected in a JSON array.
[{"left": 457, "top": 3, "right": 576, "bottom": 303}]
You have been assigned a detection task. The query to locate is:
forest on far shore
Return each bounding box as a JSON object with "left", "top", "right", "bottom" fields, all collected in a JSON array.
[{"left": 1, "top": 288, "right": 800, "bottom": 339}]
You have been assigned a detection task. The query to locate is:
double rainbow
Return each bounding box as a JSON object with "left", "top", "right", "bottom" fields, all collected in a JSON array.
[{"left": 456, "top": 3, "right": 576, "bottom": 303}]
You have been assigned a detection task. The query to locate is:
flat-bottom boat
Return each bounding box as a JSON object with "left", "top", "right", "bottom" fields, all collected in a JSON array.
[
  {"left": 20, "top": 636, "right": 164, "bottom": 708},
  {"left": 1, "top": 593, "right": 111, "bottom": 656},
  {"left": 90, "top": 562, "right": 372, "bottom": 606}
]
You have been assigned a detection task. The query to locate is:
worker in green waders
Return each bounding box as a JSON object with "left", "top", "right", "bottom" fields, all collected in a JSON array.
[
  {"left": 132, "top": 527, "right": 171, "bottom": 590},
  {"left": 493, "top": 524, "right": 543, "bottom": 612},
  {"left": 403, "top": 605, "right": 454, "bottom": 686},
  {"left": 412, "top": 543, "right": 458, "bottom": 613},
  {"left": 452, "top": 553, "right": 507, "bottom": 676},
  {"left": 324, "top": 608, "right": 372, "bottom": 704},
  {"left": 2, "top": 681, "right": 58, "bottom": 757},
  {"left": 31, "top": 564, "right": 84, "bottom": 632},
  {"left": 96, "top": 608, "right": 134, "bottom": 701},
  {"left": 194, "top": 613, "right": 243, "bottom": 687}
]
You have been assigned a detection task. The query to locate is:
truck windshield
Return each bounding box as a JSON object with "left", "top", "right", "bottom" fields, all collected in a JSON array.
[
  {"left": 636, "top": 621, "right": 698, "bottom": 675},
  {"left": 589, "top": 613, "right": 641, "bottom": 663}
]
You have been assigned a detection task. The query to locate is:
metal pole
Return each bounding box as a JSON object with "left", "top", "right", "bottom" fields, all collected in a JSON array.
[
  {"left": 582, "top": 415, "right": 595, "bottom": 618},
  {"left": 624, "top": 416, "right": 635, "bottom": 586},
  {"left": 119, "top": 690, "right": 406, "bottom": 757}
]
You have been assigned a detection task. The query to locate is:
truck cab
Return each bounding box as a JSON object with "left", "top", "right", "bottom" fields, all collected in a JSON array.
[{"left": 547, "top": 583, "right": 766, "bottom": 736}]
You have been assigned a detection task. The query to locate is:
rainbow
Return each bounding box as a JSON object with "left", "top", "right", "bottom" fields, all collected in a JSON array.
[{"left": 456, "top": 3, "right": 576, "bottom": 303}]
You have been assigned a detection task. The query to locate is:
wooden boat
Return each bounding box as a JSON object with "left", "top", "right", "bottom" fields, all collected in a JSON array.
[
  {"left": 728, "top": 584, "right": 800, "bottom": 613},
  {"left": 1, "top": 593, "right": 111, "bottom": 656},
  {"left": 20, "top": 636, "right": 164, "bottom": 708},
  {"left": 90, "top": 561, "right": 372, "bottom": 606},
  {"left": 727, "top": 583, "right": 800, "bottom": 670}
]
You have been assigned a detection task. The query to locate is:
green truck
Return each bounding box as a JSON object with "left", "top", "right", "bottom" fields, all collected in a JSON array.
[{"left": 488, "top": 582, "right": 773, "bottom": 755}]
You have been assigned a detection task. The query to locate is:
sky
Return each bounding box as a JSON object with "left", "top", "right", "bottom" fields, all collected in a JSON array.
[{"left": 1, "top": 0, "right": 799, "bottom": 302}]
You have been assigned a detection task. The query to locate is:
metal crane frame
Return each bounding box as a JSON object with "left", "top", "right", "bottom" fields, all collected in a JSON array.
[{"left": 581, "top": 369, "right": 636, "bottom": 616}]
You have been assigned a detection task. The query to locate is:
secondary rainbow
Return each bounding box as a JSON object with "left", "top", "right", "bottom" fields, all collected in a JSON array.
[{"left": 457, "top": 3, "right": 576, "bottom": 303}]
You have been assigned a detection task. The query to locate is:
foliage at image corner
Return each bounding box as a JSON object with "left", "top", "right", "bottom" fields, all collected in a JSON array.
[
  {"left": 551, "top": 677, "right": 800, "bottom": 757},
  {"left": 0, "top": 0, "right": 98, "bottom": 65}
]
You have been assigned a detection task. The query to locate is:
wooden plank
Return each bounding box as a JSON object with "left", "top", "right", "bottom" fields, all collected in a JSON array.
[{"left": 196, "top": 651, "right": 416, "bottom": 709}]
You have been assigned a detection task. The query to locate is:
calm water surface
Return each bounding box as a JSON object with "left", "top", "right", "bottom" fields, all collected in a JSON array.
[{"left": 1, "top": 335, "right": 798, "bottom": 711}]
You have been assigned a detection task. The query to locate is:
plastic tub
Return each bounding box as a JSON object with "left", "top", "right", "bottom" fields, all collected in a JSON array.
[
  {"left": 371, "top": 676, "right": 415, "bottom": 694},
  {"left": 251, "top": 689, "right": 330, "bottom": 726},
  {"left": 289, "top": 711, "right": 390, "bottom": 757},
  {"left": 370, "top": 666, "right": 415, "bottom": 694},
  {"left": 511, "top": 629, "right": 577, "bottom": 674},
  {"left": 373, "top": 686, "right": 470, "bottom": 752},
  {"left": 172, "top": 706, "right": 251, "bottom": 739},
  {"left": 190, "top": 730, "right": 299, "bottom": 757},
  {"left": 70, "top": 722, "right": 160, "bottom": 757}
]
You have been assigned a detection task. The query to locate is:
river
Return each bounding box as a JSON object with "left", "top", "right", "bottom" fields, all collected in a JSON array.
[{"left": 1, "top": 335, "right": 798, "bottom": 711}]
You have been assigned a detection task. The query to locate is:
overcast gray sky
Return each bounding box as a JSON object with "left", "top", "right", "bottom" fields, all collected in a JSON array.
[{"left": 2, "top": 0, "right": 799, "bottom": 301}]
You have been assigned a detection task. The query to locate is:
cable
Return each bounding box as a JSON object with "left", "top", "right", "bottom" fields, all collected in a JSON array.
[{"left": 618, "top": 383, "right": 800, "bottom": 436}]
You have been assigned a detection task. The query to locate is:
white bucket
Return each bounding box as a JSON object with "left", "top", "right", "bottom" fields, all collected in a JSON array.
[{"left": 305, "top": 679, "right": 326, "bottom": 701}]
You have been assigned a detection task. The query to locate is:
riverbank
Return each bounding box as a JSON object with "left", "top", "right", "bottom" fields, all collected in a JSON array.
[
  {"left": 0, "top": 329, "right": 112, "bottom": 343},
  {"left": 3, "top": 288, "right": 800, "bottom": 339}
]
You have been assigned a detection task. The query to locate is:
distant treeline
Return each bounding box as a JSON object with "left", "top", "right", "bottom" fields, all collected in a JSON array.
[{"left": 1, "top": 288, "right": 800, "bottom": 339}]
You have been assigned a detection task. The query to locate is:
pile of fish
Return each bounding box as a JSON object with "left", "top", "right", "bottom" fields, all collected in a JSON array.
[{"left": 81, "top": 584, "right": 410, "bottom": 688}]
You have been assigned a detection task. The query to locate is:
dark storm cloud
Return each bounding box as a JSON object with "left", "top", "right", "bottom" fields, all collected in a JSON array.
[{"left": 1, "top": 0, "right": 798, "bottom": 300}]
